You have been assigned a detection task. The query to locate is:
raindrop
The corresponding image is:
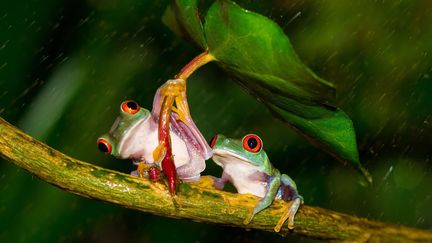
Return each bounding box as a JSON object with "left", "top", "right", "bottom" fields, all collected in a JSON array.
[{"left": 383, "top": 165, "right": 393, "bottom": 181}]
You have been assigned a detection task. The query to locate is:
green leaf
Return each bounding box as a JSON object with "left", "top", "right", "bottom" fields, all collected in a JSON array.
[
  {"left": 205, "top": 1, "right": 335, "bottom": 107},
  {"left": 163, "top": 0, "right": 207, "bottom": 49},
  {"left": 266, "top": 103, "right": 372, "bottom": 185},
  {"left": 164, "top": 0, "right": 371, "bottom": 184}
]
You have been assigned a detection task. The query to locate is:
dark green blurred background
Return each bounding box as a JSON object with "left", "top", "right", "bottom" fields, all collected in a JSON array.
[{"left": 1, "top": 0, "right": 431, "bottom": 242}]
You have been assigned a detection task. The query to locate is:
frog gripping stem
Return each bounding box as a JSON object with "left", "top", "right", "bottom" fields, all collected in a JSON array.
[{"left": 156, "top": 51, "right": 214, "bottom": 194}]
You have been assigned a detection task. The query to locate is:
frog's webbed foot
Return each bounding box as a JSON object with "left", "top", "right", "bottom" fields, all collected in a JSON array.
[
  {"left": 173, "top": 92, "right": 192, "bottom": 126},
  {"left": 136, "top": 162, "right": 154, "bottom": 178},
  {"left": 188, "top": 175, "right": 226, "bottom": 190},
  {"left": 160, "top": 79, "right": 191, "bottom": 125},
  {"left": 171, "top": 106, "right": 189, "bottom": 125},
  {"left": 160, "top": 78, "right": 186, "bottom": 97},
  {"left": 274, "top": 196, "right": 303, "bottom": 232},
  {"left": 192, "top": 175, "right": 218, "bottom": 189},
  {"left": 137, "top": 162, "right": 145, "bottom": 178},
  {"left": 273, "top": 174, "right": 303, "bottom": 231},
  {"left": 208, "top": 172, "right": 231, "bottom": 190}
]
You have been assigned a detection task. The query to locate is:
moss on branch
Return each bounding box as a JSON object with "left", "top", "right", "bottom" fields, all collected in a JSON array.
[{"left": 1, "top": 117, "right": 431, "bottom": 242}]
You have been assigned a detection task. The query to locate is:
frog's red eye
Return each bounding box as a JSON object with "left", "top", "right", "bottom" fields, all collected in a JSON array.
[
  {"left": 121, "top": 100, "right": 140, "bottom": 114},
  {"left": 242, "top": 134, "right": 262, "bottom": 153},
  {"left": 97, "top": 138, "right": 112, "bottom": 154},
  {"left": 209, "top": 135, "right": 218, "bottom": 148}
]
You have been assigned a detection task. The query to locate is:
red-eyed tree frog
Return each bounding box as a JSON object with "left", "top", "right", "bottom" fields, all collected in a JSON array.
[
  {"left": 97, "top": 79, "right": 212, "bottom": 182},
  {"left": 209, "top": 134, "right": 303, "bottom": 231}
]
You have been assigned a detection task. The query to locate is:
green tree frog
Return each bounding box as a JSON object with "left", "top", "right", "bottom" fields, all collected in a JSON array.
[
  {"left": 97, "top": 79, "right": 212, "bottom": 182},
  {"left": 209, "top": 134, "right": 303, "bottom": 231}
]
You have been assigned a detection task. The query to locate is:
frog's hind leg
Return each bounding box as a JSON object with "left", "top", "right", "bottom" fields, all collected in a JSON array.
[
  {"left": 274, "top": 174, "right": 303, "bottom": 231},
  {"left": 243, "top": 176, "right": 281, "bottom": 225}
]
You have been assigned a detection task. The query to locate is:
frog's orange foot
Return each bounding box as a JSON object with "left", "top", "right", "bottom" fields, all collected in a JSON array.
[
  {"left": 160, "top": 79, "right": 186, "bottom": 97},
  {"left": 160, "top": 79, "right": 191, "bottom": 125},
  {"left": 137, "top": 162, "right": 153, "bottom": 178},
  {"left": 172, "top": 105, "right": 190, "bottom": 125},
  {"left": 274, "top": 197, "right": 302, "bottom": 232},
  {"left": 192, "top": 175, "right": 217, "bottom": 188},
  {"left": 152, "top": 143, "right": 166, "bottom": 168}
]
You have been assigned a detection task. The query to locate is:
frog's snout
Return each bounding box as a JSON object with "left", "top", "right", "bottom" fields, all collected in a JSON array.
[{"left": 209, "top": 135, "right": 218, "bottom": 148}]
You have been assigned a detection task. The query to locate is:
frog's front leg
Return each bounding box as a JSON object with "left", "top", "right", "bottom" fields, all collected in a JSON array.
[
  {"left": 244, "top": 175, "right": 281, "bottom": 225},
  {"left": 213, "top": 172, "right": 232, "bottom": 190},
  {"left": 151, "top": 79, "right": 212, "bottom": 162},
  {"left": 150, "top": 79, "right": 188, "bottom": 162},
  {"left": 274, "top": 174, "right": 303, "bottom": 232}
]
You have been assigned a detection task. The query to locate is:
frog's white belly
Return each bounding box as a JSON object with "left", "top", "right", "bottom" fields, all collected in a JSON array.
[
  {"left": 213, "top": 153, "right": 267, "bottom": 198},
  {"left": 118, "top": 119, "right": 190, "bottom": 168}
]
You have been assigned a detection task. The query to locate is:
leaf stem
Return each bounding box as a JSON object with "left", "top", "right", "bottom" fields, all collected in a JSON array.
[{"left": 175, "top": 51, "right": 215, "bottom": 81}]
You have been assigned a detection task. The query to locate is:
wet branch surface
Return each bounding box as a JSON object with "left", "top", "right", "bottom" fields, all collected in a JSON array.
[{"left": 1, "top": 117, "right": 431, "bottom": 242}]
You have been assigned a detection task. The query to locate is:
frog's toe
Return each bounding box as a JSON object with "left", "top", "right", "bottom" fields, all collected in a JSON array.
[
  {"left": 274, "top": 201, "right": 292, "bottom": 232},
  {"left": 287, "top": 217, "right": 295, "bottom": 230},
  {"left": 243, "top": 208, "right": 256, "bottom": 225},
  {"left": 243, "top": 215, "right": 252, "bottom": 225},
  {"left": 287, "top": 197, "right": 302, "bottom": 230},
  {"left": 273, "top": 197, "right": 302, "bottom": 232},
  {"left": 172, "top": 106, "right": 189, "bottom": 125},
  {"left": 193, "top": 175, "right": 216, "bottom": 188},
  {"left": 213, "top": 179, "right": 226, "bottom": 190}
]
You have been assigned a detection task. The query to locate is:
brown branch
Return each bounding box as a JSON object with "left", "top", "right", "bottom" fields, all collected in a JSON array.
[{"left": 0, "top": 116, "right": 431, "bottom": 242}]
